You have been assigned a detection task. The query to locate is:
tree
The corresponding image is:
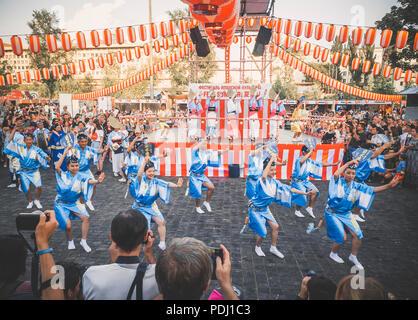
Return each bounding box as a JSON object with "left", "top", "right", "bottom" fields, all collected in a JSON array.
[
  {"left": 372, "top": 75, "right": 396, "bottom": 94},
  {"left": 0, "top": 60, "right": 18, "bottom": 97},
  {"left": 26, "top": 9, "right": 72, "bottom": 98},
  {"left": 375, "top": 0, "right": 418, "bottom": 72}
]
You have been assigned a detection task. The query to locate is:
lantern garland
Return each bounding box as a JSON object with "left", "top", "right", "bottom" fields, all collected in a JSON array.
[
  {"left": 71, "top": 43, "right": 193, "bottom": 100},
  {"left": 0, "top": 29, "right": 192, "bottom": 87},
  {"left": 269, "top": 31, "right": 417, "bottom": 84},
  {"left": 273, "top": 45, "right": 403, "bottom": 102}
]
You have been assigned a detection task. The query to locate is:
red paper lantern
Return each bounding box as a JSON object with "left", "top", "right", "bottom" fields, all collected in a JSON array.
[
  {"left": 380, "top": 29, "right": 393, "bottom": 48},
  {"left": 339, "top": 26, "right": 348, "bottom": 43},
  {"left": 313, "top": 46, "right": 321, "bottom": 59},
  {"left": 179, "top": 19, "right": 187, "bottom": 33},
  {"left": 304, "top": 22, "right": 313, "bottom": 38},
  {"left": 294, "top": 21, "right": 303, "bottom": 37},
  {"left": 275, "top": 18, "right": 283, "bottom": 33},
  {"left": 77, "top": 31, "right": 86, "bottom": 49},
  {"left": 46, "top": 34, "right": 58, "bottom": 53},
  {"left": 373, "top": 62, "right": 381, "bottom": 76},
  {"left": 284, "top": 36, "right": 291, "bottom": 49},
  {"left": 116, "top": 51, "right": 123, "bottom": 63},
  {"left": 103, "top": 29, "right": 112, "bottom": 46},
  {"left": 383, "top": 65, "right": 392, "bottom": 78},
  {"left": 303, "top": 42, "right": 311, "bottom": 56},
  {"left": 143, "top": 44, "right": 150, "bottom": 56},
  {"left": 284, "top": 19, "right": 292, "bottom": 35},
  {"left": 393, "top": 67, "right": 402, "bottom": 80},
  {"left": 173, "top": 34, "right": 179, "bottom": 47},
  {"left": 321, "top": 48, "right": 329, "bottom": 62},
  {"left": 128, "top": 26, "right": 137, "bottom": 43},
  {"left": 61, "top": 65, "right": 69, "bottom": 76},
  {"left": 16, "top": 72, "right": 23, "bottom": 84},
  {"left": 365, "top": 28, "right": 376, "bottom": 46},
  {"left": 69, "top": 62, "right": 76, "bottom": 74},
  {"left": 42, "top": 68, "right": 50, "bottom": 80},
  {"left": 351, "top": 57, "right": 360, "bottom": 70},
  {"left": 404, "top": 70, "right": 412, "bottom": 82},
  {"left": 6, "top": 74, "right": 14, "bottom": 85},
  {"left": 314, "top": 23, "right": 323, "bottom": 40},
  {"left": 168, "top": 20, "right": 176, "bottom": 36},
  {"left": 29, "top": 35, "right": 40, "bottom": 54},
  {"left": 332, "top": 52, "right": 340, "bottom": 64},
  {"left": 79, "top": 60, "right": 86, "bottom": 73},
  {"left": 125, "top": 49, "right": 132, "bottom": 61},
  {"left": 116, "top": 27, "right": 124, "bottom": 45},
  {"left": 61, "top": 33, "right": 72, "bottom": 52},
  {"left": 294, "top": 38, "right": 301, "bottom": 52},
  {"left": 52, "top": 66, "right": 59, "bottom": 79},
  {"left": 362, "top": 60, "right": 371, "bottom": 73},
  {"left": 33, "top": 70, "right": 41, "bottom": 81},
  {"left": 24, "top": 71, "right": 31, "bottom": 83},
  {"left": 153, "top": 40, "right": 161, "bottom": 53},
  {"left": 341, "top": 54, "right": 349, "bottom": 67},
  {"left": 414, "top": 33, "right": 418, "bottom": 51},
  {"left": 88, "top": 58, "right": 95, "bottom": 70},
  {"left": 248, "top": 18, "right": 255, "bottom": 28},
  {"left": 0, "top": 75, "right": 5, "bottom": 86},
  {"left": 151, "top": 23, "right": 158, "bottom": 39},
  {"left": 352, "top": 28, "right": 363, "bottom": 46},
  {"left": 326, "top": 25, "right": 336, "bottom": 42},
  {"left": 90, "top": 30, "right": 100, "bottom": 47},
  {"left": 134, "top": 47, "right": 141, "bottom": 59},
  {"left": 160, "top": 22, "right": 168, "bottom": 38},
  {"left": 106, "top": 53, "right": 114, "bottom": 65},
  {"left": 98, "top": 56, "right": 105, "bottom": 68},
  {"left": 181, "top": 32, "right": 189, "bottom": 44},
  {"left": 395, "top": 30, "right": 408, "bottom": 49}
]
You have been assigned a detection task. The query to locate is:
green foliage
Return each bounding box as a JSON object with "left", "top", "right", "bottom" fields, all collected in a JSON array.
[
  {"left": 26, "top": 9, "right": 72, "bottom": 98},
  {"left": 0, "top": 60, "right": 18, "bottom": 96},
  {"left": 375, "top": 0, "right": 418, "bottom": 71},
  {"left": 372, "top": 75, "right": 396, "bottom": 94}
]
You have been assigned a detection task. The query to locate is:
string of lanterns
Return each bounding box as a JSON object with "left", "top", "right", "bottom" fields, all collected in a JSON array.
[
  {"left": 72, "top": 43, "right": 193, "bottom": 100},
  {"left": 273, "top": 45, "right": 403, "bottom": 102}
]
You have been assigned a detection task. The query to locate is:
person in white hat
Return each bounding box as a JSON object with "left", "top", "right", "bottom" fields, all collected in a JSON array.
[{"left": 107, "top": 117, "right": 128, "bottom": 178}]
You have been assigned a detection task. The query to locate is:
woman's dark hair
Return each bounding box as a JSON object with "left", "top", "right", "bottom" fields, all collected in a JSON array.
[
  {"left": 55, "top": 261, "right": 87, "bottom": 296},
  {"left": 0, "top": 235, "right": 27, "bottom": 283},
  {"left": 111, "top": 210, "right": 148, "bottom": 253}
]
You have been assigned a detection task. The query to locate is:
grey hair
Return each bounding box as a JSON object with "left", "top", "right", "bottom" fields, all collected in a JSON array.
[{"left": 155, "top": 237, "right": 212, "bottom": 300}]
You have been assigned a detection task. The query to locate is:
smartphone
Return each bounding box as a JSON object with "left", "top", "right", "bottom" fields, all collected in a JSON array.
[
  {"left": 16, "top": 211, "right": 49, "bottom": 231},
  {"left": 208, "top": 247, "right": 223, "bottom": 280}
]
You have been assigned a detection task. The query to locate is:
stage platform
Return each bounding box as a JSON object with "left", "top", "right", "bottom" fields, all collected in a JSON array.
[{"left": 147, "top": 127, "right": 320, "bottom": 145}]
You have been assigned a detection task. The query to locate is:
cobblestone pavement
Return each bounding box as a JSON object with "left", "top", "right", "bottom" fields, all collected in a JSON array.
[{"left": 1, "top": 162, "right": 417, "bottom": 300}]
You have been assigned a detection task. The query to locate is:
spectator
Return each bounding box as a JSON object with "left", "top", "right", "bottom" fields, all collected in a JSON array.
[
  {"left": 297, "top": 275, "right": 337, "bottom": 300},
  {"left": 82, "top": 209, "right": 159, "bottom": 300},
  {"left": 335, "top": 275, "right": 393, "bottom": 300},
  {"left": 155, "top": 237, "right": 238, "bottom": 300},
  {"left": 0, "top": 235, "right": 34, "bottom": 300},
  {"left": 55, "top": 261, "right": 86, "bottom": 300}
]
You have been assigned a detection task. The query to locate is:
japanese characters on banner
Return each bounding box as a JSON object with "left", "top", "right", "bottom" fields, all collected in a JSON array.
[
  {"left": 188, "top": 83, "right": 272, "bottom": 100},
  {"left": 149, "top": 142, "right": 344, "bottom": 180}
]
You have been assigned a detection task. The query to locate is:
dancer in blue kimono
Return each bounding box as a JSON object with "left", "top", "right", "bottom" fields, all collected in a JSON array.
[
  {"left": 4, "top": 128, "right": 50, "bottom": 209},
  {"left": 130, "top": 156, "right": 183, "bottom": 251},
  {"left": 54, "top": 145, "right": 105, "bottom": 253},
  {"left": 246, "top": 144, "right": 287, "bottom": 199},
  {"left": 189, "top": 137, "right": 229, "bottom": 213},
  {"left": 352, "top": 141, "right": 405, "bottom": 222},
  {"left": 249, "top": 155, "right": 314, "bottom": 258},
  {"left": 69, "top": 133, "right": 99, "bottom": 211},
  {"left": 291, "top": 145, "right": 340, "bottom": 219},
  {"left": 6, "top": 124, "right": 24, "bottom": 189},
  {"left": 48, "top": 123, "right": 67, "bottom": 172},
  {"left": 326, "top": 158, "right": 401, "bottom": 270}
]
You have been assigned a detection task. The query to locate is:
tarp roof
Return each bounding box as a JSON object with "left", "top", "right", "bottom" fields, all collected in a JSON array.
[
  {"left": 398, "top": 87, "right": 418, "bottom": 95},
  {"left": 240, "top": 0, "right": 275, "bottom": 16}
]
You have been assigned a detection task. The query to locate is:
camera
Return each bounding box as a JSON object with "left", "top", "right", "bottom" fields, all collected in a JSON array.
[
  {"left": 208, "top": 247, "right": 223, "bottom": 280},
  {"left": 16, "top": 211, "right": 49, "bottom": 231}
]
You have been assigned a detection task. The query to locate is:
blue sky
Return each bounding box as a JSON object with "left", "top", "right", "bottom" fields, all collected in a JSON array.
[{"left": 0, "top": 0, "right": 398, "bottom": 36}]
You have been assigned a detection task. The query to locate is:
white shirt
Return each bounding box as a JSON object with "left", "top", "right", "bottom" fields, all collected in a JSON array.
[{"left": 82, "top": 263, "right": 159, "bottom": 300}]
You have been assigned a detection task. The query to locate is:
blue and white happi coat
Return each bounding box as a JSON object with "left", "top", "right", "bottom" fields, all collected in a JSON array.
[
  {"left": 325, "top": 176, "right": 376, "bottom": 245},
  {"left": 4, "top": 141, "right": 48, "bottom": 194},
  {"left": 248, "top": 177, "right": 292, "bottom": 238},
  {"left": 188, "top": 148, "right": 219, "bottom": 199},
  {"left": 245, "top": 153, "right": 264, "bottom": 199},
  {"left": 6, "top": 132, "right": 24, "bottom": 173},
  {"left": 69, "top": 145, "right": 99, "bottom": 201},
  {"left": 123, "top": 152, "right": 159, "bottom": 181},
  {"left": 355, "top": 155, "right": 385, "bottom": 182},
  {"left": 129, "top": 174, "right": 171, "bottom": 229},
  {"left": 54, "top": 171, "right": 91, "bottom": 231},
  {"left": 291, "top": 156, "right": 323, "bottom": 207}
]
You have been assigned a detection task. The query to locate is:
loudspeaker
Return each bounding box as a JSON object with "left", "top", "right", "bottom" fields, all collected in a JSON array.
[
  {"left": 252, "top": 26, "right": 272, "bottom": 56},
  {"left": 405, "top": 94, "right": 418, "bottom": 120},
  {"left": 195, "top": 39, "right": 210, "bottom": 57},
  {"left": 252, "top": 41, "right": 265, "bottom": 56},
  {"left": 256, "top": 26, "right": 272, "bottom": 45},
  {"left": 228, "top": 164, "right": 240, "bottom": 178},
  {"left": 190, "top": 26, "right": 203, "bottom": 44}
]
